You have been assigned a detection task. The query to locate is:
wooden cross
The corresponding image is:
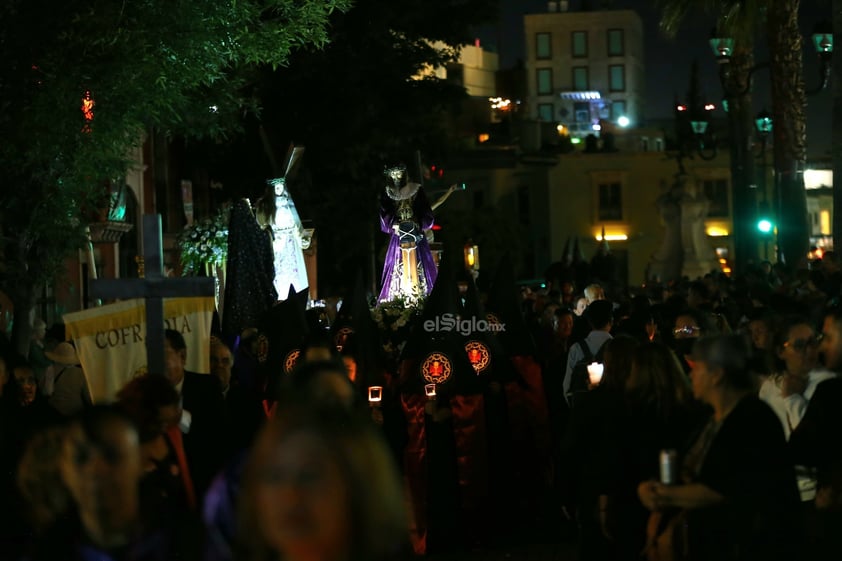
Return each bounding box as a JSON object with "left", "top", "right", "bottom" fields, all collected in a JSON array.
[{"left": 90, "top": 214, "right": 215, "bottom": 376}]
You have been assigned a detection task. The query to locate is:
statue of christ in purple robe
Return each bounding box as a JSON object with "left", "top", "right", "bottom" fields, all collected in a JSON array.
[{"left": 378, "top": 164, "right": 438, "bottom": 303}]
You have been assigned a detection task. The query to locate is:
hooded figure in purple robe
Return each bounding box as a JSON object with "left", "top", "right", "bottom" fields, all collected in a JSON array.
[{"left": 378, "top": 164, "right": 438, "bottom": 302}]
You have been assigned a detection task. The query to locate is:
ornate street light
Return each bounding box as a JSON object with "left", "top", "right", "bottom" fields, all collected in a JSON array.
[
  {"left": 710, "top": 23, "right": 833, "bottom": 97},
  {"left": 672, "top": 101, "right": 717, "bottom": 171},
  {"left": 809, "top": 21, "right": 833, "bottom": 94},
  {"left": 754, "top": 110, "right": 773, "bottom": 136}
]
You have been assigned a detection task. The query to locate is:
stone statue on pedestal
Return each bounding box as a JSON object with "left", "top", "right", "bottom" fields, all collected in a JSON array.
[{"left": 648, "top": 173, "right": 718, "bottom": 283}]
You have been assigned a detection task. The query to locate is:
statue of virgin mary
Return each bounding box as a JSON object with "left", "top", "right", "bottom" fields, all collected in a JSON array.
[{"left": 256, "top": 177, "right": 310, "bottom": 300}]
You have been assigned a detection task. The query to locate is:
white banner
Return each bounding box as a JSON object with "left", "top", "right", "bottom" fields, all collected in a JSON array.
[{"left": 63, "top": 297, "right": 214, "bottom": 403}]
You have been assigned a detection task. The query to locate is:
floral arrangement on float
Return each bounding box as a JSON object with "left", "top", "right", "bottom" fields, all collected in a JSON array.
[
  {"left": 371, "top": 287, "right": 426, "bottom": 361},
  {"left": 177, "top": 207, "right": 230, "bottom": 275}
]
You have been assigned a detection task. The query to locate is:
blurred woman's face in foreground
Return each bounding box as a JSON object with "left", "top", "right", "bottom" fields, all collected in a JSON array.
[
  {"left": 254, "top": 429, "right": 350, "bottom": 561},
  {"left": 60, "top": 419, "right": 142, "bottom": 539}
]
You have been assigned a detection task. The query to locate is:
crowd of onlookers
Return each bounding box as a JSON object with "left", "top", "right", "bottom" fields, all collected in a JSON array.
[
  {"left": 0, "top": 256, "right": 841, "bottom": 561},
  {"left": 0, "top": 328, "right": 408, "bottom": 561},
  {"left": 524, "top": 257, "right": 842, "bottom": 561}
]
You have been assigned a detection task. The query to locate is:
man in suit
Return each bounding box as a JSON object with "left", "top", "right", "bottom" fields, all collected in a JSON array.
[
  {"left": 164, "top": 329, "right": 227, "bottom": 503},
  {"left": 790, "top": 308, "right": 842, "bottom": 560},
  {"left": 209, "top": 338, "right": 265, "bottom": 453}
]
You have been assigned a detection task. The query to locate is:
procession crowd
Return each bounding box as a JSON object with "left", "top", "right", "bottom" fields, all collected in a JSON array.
[{"left": 0, "top": 255, "right": 841, "bottom": 561}]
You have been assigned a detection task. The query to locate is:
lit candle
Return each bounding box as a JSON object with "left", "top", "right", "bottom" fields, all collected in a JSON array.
[
  {"left": 368, "top": 385, "right": 383, "bottom": 405},
  {"left": 587, "top": 362, "right": 604, "bottom": 386},
  {"left": 424, "top": 383, "right": 437, "bottom": 399}
]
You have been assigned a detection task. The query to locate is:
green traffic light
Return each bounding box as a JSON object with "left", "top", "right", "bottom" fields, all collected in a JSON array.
[{"left": 757, "top": 219, "right": 773, "bottom": 233}]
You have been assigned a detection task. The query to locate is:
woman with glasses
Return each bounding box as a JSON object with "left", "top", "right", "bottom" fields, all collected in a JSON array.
[
  {"left": 761, "top": 316, "right": 836, "bottom": 440},
  {"left": 669, "top": 309, "right": 719, "bottom": 374},
  {"left": 760, "top": 316, "right": 837, "bottom": 508}
]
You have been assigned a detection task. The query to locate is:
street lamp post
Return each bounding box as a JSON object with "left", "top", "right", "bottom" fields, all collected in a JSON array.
[
  {"left": 709, "top": 22, "right": 833, "bottom": 265},
  {"left": 754, "top": 110, "right": 774, "bottom": 261},
  {"left": 672, "top": 99, "right": 718, "bottom": 175}
]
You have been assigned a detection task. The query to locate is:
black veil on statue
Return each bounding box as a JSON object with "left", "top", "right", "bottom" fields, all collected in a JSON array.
[{"left": 222, "top": 199, "right": 277, "bottom": 341}]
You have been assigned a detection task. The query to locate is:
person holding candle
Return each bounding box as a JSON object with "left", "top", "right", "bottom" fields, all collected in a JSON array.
[
  {"left": 638, "top": 335, "right": 802, "bottom": 561},
  {"left": 564, "top": 300, "right": 614, "bottom": 406},
  {"left": 560, "top": 334, "right": 640, "bottom": 560}
]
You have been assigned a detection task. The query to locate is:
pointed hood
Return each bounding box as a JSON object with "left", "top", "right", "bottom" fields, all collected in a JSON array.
[
  {"left": 398, "top": 240, "right": 481, "bottom": 396},
  {"left": 573, "top": 236, "right": 586, "bottom": 263},
  {"left": 332, "top": 270, "right": 368, "bottom": 330},
  {"left": 486, "top": 255, "right": 537, "bottom": 357},
  {"left": 332, "top": 269, "right": 385, "bottom": 390},
  {"left": 561, "top": 237, "right": 573, "bottom": 265},
  {"left": 598, "top": 226, "right": 611, "bottom": 255},
  {"left": 459, "top": 270, "right": 516, "bottom": 383},
  {"left": 259, "top": 285, "right": 310, "bottom": 379}
]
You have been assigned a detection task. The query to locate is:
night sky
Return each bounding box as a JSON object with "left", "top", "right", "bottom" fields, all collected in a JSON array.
[{"left": 477, "top": 0, "right": 832, "bottom": 158}]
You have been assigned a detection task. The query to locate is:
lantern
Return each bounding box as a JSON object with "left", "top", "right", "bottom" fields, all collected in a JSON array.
[
  {"left": 463, "top": 241, "right": 480, "bottom": 272},
  {"left": 368, "top": 385, "right": 383, "bottom": 406}
]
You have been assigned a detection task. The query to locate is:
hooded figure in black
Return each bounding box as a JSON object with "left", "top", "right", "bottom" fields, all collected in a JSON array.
[
  {"left": 258, "top": 285, "right": 310, "bottom": 407},
  {"left": 463, "top": 268, "right": 551, "bottom": 533},
  {"left": 398, "top": 248, "right": 488, "bottom": 556},
  {"left": 485, "top": 257, "right": 553, "bottom": 513},
  {"left": 331, "top": 269, "right": 408, "bottom": 466}
]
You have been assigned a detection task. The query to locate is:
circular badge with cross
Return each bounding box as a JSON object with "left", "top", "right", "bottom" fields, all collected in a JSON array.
[
  {"left": 283, "top": 349, "right": 301, "bottom": 374},
  {"left": 256, "top": 334, "right": 270, "bottom": 364},
  {"left": 421, "top": 352, "right": 453, "bottom": 385},
  {"left": 465, "top": 340, "right": 491, "bottom": 374},
  {"left": 486, "top": 313, "right": 503, "bottom": 331}
]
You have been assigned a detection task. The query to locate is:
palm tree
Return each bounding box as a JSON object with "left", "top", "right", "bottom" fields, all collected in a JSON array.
[
  {"left": 656, "top": 0, "right": 811, "bottom": 267},
  {"left": 767, "top": 0, "right": 809, "bottom": 266}
]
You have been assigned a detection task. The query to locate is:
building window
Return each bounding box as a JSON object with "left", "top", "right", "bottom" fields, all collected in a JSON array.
[
  {"left": 611, "top": 100, "right": 626, "bottom": 121},
  {"left": 572, "top": 31, "right": 588, "bottom": 57},
  {"left": 538, "top": 103, "right": 554, "bottom": 122},
  {"left": 655, "top": 138, "right": 664, "bottom": 152},
  {"left": 573, "top": 102, "right": 590, "bottom": 123},
  {"left": 537, "top": 68, "right": 553, "bottom": 95},
  {"left": 598, "top": 182, "right": 623, "bottom": 221},
  {"left": 536, "top": 33, "right": 551, "bottom": 60},
  {"left": 641, "top": 137, "right": 649, "bottom": 151},
  {"left": 702, "top": 179, "right": 730, "bottom": 218},
  {"left": 609, "top": 65, "right": 625, "bottom": 92},
  {"left": 820, "top": 210, "right": 831, "bottom": 235},
  {"left": 607, "top": 29, "right": 624, "bottom": 56},
  {"left": 573, "top": 66, "right": 589, "bottom": 91}
]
